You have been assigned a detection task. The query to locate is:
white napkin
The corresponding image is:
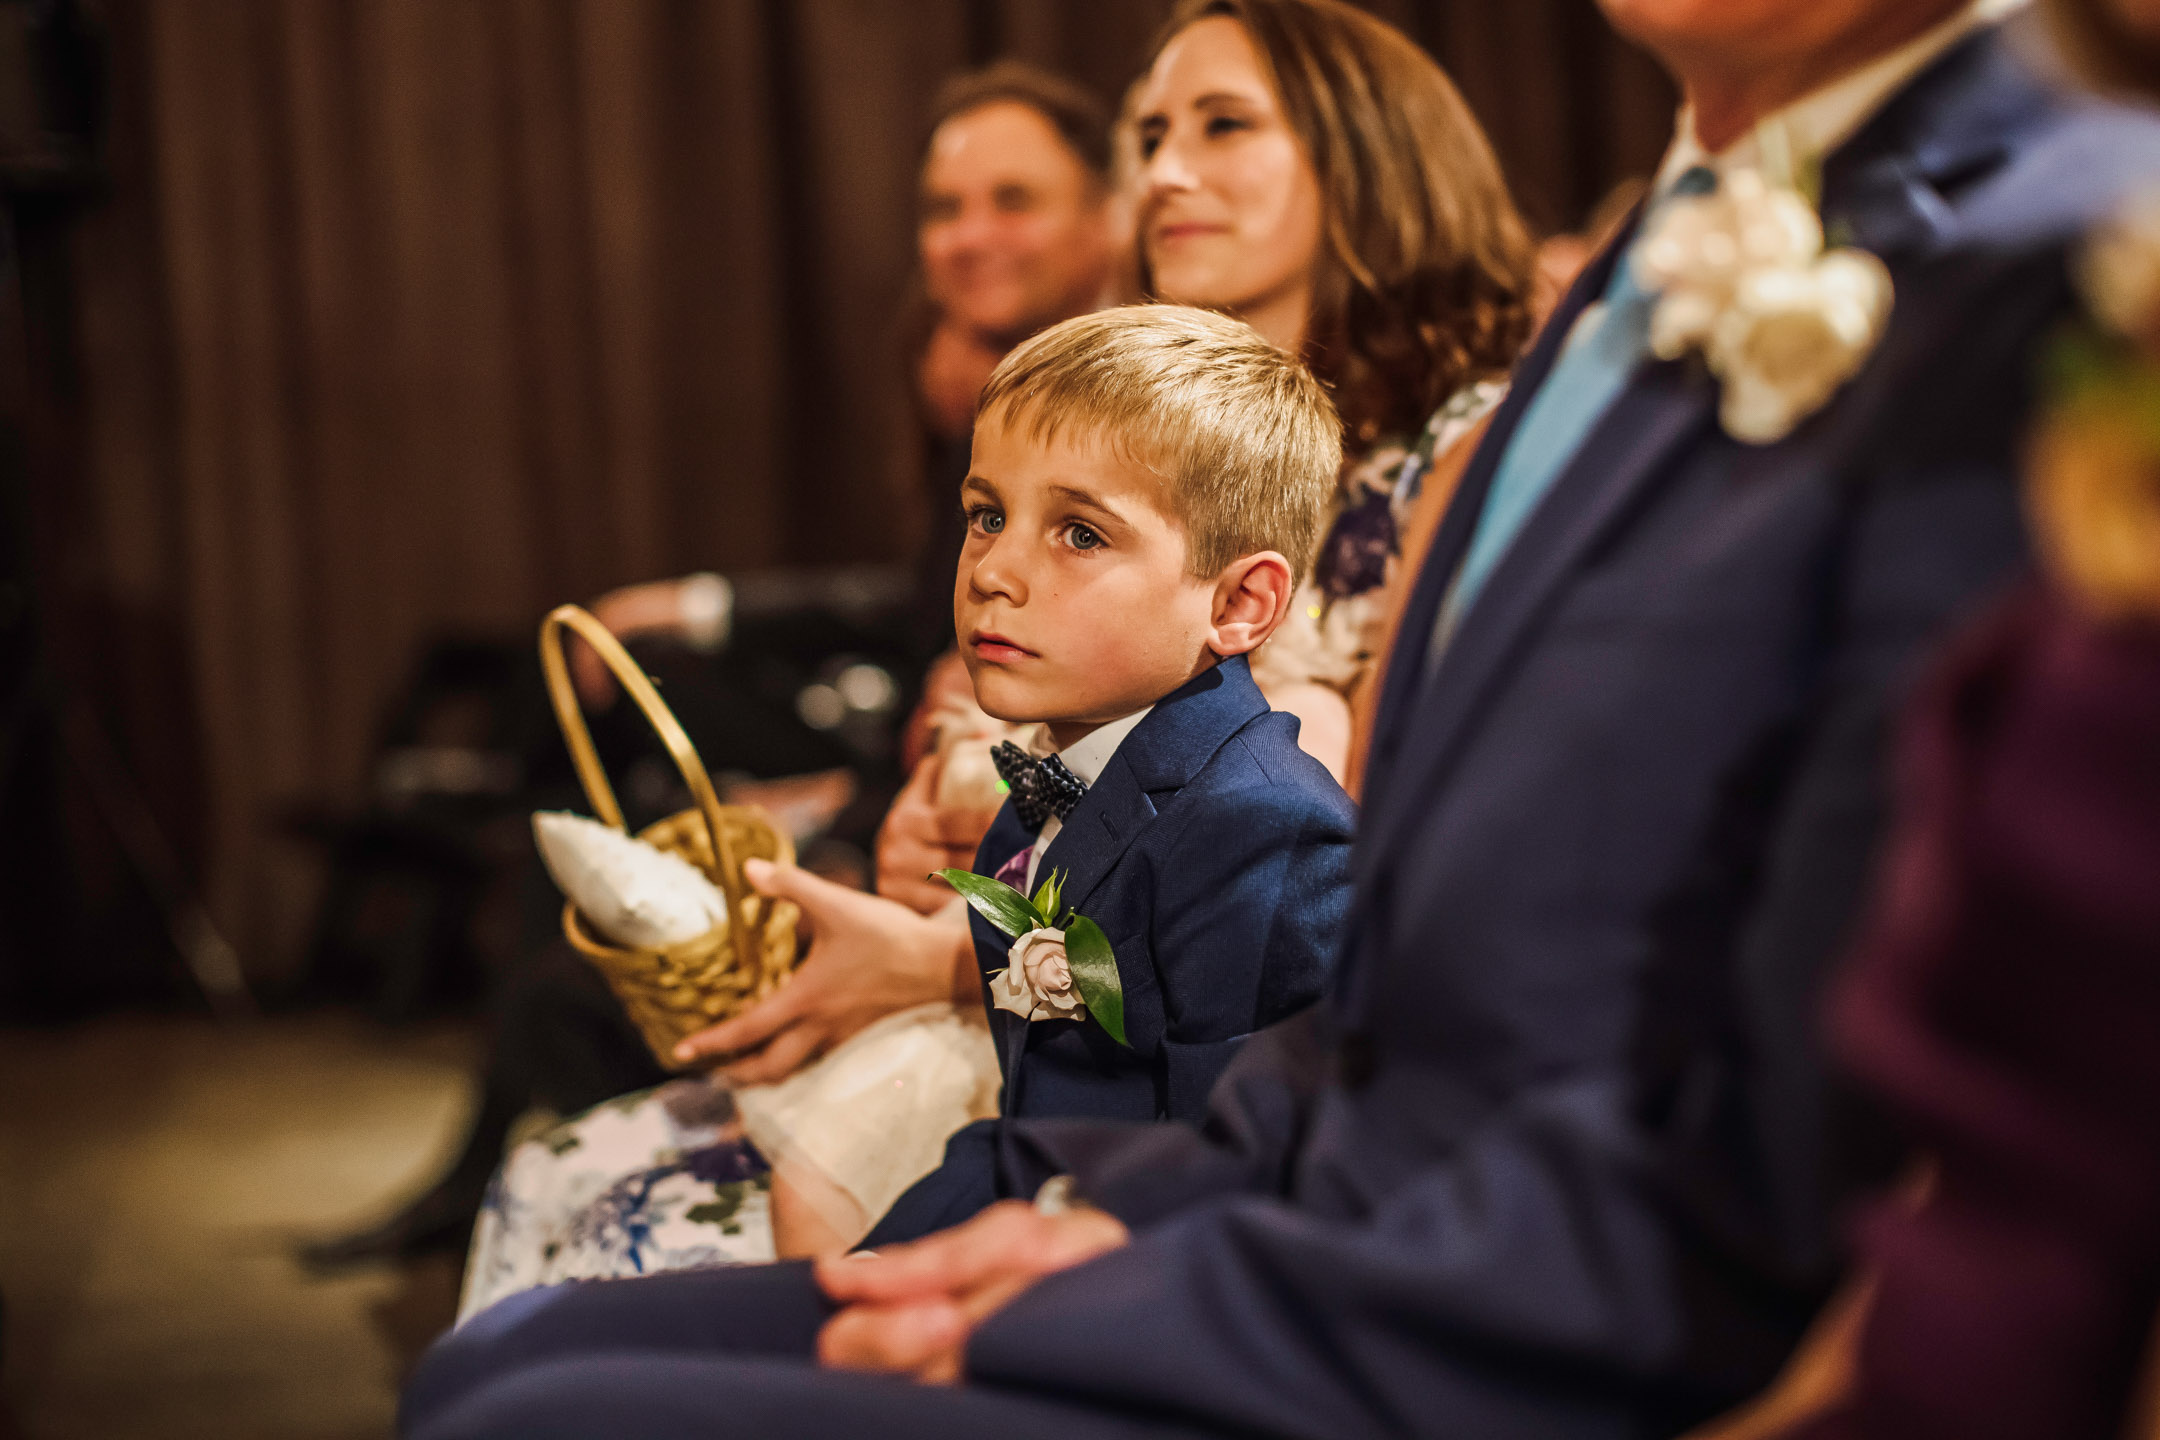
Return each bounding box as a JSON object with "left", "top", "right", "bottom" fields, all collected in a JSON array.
[
  {"left": 733, "top": 1002, "right": 1002, "bottom": 1245},
  {"left": 532, "top": 810, "right": 728, "bottom": 950}
]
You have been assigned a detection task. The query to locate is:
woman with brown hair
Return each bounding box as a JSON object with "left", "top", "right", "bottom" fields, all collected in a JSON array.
[{"left": 1132, "top": 0, "right": 1533, "bottom": 779}]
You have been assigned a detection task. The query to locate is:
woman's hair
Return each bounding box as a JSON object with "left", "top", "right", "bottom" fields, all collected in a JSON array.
[
  {"left": 1143, "top": 0, "right": 1534, "bottom": 446},
  {"left": 923, "top": 60, "right": 1114, "bottom": 182},
  {"left": 2043, "top": 0, "right": 2160, "bottom": 103}
]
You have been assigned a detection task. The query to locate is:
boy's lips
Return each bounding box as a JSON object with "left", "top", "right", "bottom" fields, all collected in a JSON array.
[{"left": 967, "top": 630, "right": 1037, "bottom": 663}]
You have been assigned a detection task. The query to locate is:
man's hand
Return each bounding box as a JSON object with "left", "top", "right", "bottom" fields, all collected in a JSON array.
[
  {"left": 814, "top": 1201, "right": 1130, "bottom": 1383},
  {"left": 671, "top": 858, "right": 975, "bottom": 1084},
  {"left": 876, "top": 754, "right": 1000, "bottom": 915}
]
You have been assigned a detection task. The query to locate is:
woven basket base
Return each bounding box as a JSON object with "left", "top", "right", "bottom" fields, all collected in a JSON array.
[{"left": 561, "top": 804, "right": 800, "bottom": 1068}]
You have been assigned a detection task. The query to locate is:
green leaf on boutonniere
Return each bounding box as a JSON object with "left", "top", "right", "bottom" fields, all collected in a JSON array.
[
  {"left": 933, "top": 868, "right": 1040, "bottom": 938},
  {"left": 1062, "top": 915, "right": 1126, "bottom": 1046},
  {"left": 1030, "top": 869, "right": 1065, "bottom": 928}
]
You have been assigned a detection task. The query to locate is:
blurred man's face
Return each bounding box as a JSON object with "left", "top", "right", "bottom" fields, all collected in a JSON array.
[{"left": 919, "top": 101, "right": 1111, "bottom": 342}]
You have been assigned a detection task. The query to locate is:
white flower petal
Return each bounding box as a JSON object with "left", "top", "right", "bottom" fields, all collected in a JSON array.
[
  {"left": 1813, "top": 250, "right": 1894, "bottom": 329},
  {"left": 1650, "top": 287, "right": 1720, "bottom": 360},
  {"left": 1001, "top": 928, "right": 1088, "bottom": 1023},
  {"left": 987, "top": 965, "right": 1037, "bottom": 1020},
  {"left": 1721, "top": 375, "right": 1806, "bottom": 445},
  {"left": 1631, "top": 162, "right": 1891, "bottom": 446}
]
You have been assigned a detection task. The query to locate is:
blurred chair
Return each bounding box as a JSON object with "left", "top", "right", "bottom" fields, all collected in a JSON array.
[{"left": 283, "top": 638, "right": 534, "bottom": 1020}]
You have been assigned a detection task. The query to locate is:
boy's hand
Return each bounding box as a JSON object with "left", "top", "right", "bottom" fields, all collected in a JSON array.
[
  {"left": 877, "top": 755, "right": 1000, "bottom": 915},
  {"left": 814, "top": 1201, "right": 1130, "bottom": 1383},
  {"left": 671, "top": 859, "right": 975, "bottom": 1084}
]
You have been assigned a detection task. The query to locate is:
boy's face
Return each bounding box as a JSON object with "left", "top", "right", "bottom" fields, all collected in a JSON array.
[{"left": 955, "top": 411, "right": 1224, "bottom": 745}]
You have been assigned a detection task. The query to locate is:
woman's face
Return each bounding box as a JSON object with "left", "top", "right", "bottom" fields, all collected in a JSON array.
[
  {"left": 918, "top": 101, "right": 1111, "bottom": 342},
  {"left": 1133, "top": 16, "right": 1325, "bottom": 349}
]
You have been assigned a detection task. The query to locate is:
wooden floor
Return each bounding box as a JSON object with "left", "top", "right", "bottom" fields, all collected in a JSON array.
[{"left": 0, "top": 1015, "right": 477, "bottom": 1440}]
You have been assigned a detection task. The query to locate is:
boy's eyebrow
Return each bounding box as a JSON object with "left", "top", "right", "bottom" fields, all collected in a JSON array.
[{"left": 1046, "top": 483, "right": 1130, "bottom": 524}]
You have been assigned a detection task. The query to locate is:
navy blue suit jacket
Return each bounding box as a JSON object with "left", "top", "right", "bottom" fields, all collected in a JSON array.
[
  {"left": 863, "top": 653, "right": 1354, "bottom": 1245},
  {"left": 961, "top": 28, "right": 2160, "bottom": 1438}
]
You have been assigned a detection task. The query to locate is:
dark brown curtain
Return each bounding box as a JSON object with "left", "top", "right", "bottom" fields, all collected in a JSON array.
[{"left": 41, "top": 0, "right": 1671, "bottom": 968}]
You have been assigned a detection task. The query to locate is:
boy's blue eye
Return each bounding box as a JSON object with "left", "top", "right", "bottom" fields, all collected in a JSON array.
[
  {"left": 1067, "top": 523, "right": 1102, "bottom": 551},
  {"left": 965, "top": 505, "right": 1004, "bottom": 535}
]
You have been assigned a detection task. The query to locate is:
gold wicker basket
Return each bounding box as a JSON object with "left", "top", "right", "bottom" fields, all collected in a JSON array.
[{"left": 539, "top": 604, "right": 800, "bottom": 1068}]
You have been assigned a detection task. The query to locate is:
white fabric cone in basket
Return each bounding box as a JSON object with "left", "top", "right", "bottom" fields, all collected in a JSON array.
[{"left": 533, "top": 811, "right": 728, "bottom": 951}]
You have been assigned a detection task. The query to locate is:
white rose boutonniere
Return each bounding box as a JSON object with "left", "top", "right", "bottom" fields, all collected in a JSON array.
[
  {"left": 993, "top": 928, "right": 1088, "bottom": 1023},
  {"left": 935, "top": 866, "right": 1127, "bottom": 1044},
  {"left": 1633, "top": 138, "right": 1892, "bottom": 445}
]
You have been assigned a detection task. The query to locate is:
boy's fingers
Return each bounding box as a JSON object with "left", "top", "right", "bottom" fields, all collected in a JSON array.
[
  {"left": 746, "top": 857, "right": 881, "bottom": 933},
  {"left": 714, "top": 1020, "right": 827, "bottom": 1086}
]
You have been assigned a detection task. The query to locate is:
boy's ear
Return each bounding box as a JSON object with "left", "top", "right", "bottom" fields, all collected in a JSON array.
[{"left": 1207, "top": 551, "right": 1295, "bottom": 658}]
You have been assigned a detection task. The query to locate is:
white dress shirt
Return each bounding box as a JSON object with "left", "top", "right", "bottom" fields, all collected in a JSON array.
[{"left": 1022, "top": 707, "right": 1152, "bottom": 894}]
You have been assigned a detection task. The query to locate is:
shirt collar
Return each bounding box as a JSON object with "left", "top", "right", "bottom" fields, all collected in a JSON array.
[
  {"left": 1023, "top": 707, "right": 1153, "bottom": 788},
  {"left": 1653, "top": 0, "right": 2027, "bottom": 195}
]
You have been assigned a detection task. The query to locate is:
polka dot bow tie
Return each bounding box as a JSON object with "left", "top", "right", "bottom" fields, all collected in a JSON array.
[{"left": 990, "top": 740, "right": 1088, "bottom": 833}]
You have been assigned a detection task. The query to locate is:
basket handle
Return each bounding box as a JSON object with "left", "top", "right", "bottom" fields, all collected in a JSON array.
[{"left": 538, "top": 603, "right": 751, "bottom": 935}]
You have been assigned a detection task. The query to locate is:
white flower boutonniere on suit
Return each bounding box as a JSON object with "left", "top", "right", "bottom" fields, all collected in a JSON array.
[
  {"left": 935, "top": 866, "right": 1128, "bottom": 1044},
  {"left": 990, "top": 928, "right": 1089, "bottom": 1024},
  {"left": 1633, "top": 129, "right": 1894, "bottom": 445}
]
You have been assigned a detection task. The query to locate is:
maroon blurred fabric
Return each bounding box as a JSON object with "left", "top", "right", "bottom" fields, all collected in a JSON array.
[{"left": 1812, "top": 584, "right": 2160, "bottom": 1439}]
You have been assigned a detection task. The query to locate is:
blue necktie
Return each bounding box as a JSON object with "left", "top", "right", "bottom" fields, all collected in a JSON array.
[{"left": 1429, "top": 166, "right": 1718, "bottom": 662}]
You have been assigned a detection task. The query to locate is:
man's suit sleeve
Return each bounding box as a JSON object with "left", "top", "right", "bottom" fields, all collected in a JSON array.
[
  {"left": 975, "top": 1081, "right": 1694, "bottom": 1439},
  {"left": 998, "top": 1003, "right": 1336, "bottom": 1228}
]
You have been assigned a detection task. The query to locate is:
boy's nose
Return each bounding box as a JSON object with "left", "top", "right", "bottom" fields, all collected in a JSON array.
[{"left": 967, "top": 538, "right": 1028, "bottom": 605}]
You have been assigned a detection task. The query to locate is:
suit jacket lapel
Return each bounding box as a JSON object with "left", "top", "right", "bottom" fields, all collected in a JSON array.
[
  {"left": 1035, "top": 655, "right": 1269, "bottom": 919},
  {"left": 1366, "top": 227, "right": 1633, "bottom": 789},
  {"left": 1364, "top": 355, "right": 1718, "bottom": 865},
  {"left": 1820, "top": 25, "right": 2051, "bottom": 260}
]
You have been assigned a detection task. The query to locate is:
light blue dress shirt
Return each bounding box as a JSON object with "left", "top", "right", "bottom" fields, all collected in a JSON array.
[{"left": 1428, "top": 167, "right": 1717, "bottom": 665}]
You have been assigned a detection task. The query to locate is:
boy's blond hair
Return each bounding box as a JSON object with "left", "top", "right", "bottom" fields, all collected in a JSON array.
[{"left": 976, "top": 305, "right": 1342, "bottom": 583}]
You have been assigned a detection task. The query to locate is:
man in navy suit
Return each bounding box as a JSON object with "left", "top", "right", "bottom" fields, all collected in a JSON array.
[{"left": 401, "top": 3, "right": 2160, "bottom": 1436}]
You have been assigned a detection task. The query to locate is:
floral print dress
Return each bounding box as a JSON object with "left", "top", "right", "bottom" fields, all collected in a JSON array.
[
  {"left": 1250, "top": 379, "right": 1506, "bottom": 697},
  {"left": 458, "top": 1002, "right": 999, "bottom": 1323},
  {"left": 458, "top": 1077, "right": 775, "bottom": 1320}
]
